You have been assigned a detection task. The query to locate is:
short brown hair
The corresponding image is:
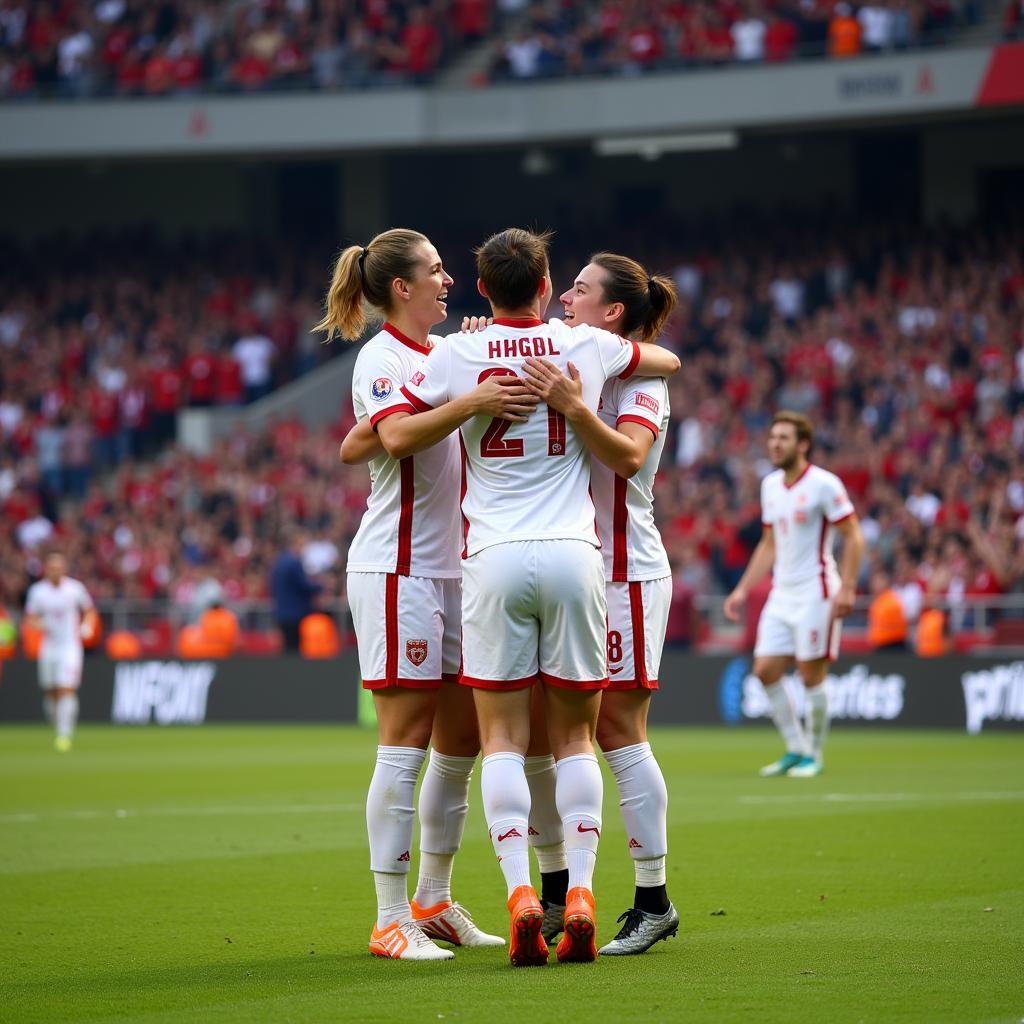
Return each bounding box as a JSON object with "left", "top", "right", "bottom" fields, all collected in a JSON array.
[
  {"left": 474, "top": 228, "right": 552, "bottom": 311},
  {"left": 771, "top": 410, "right": 814, "bottom": 448}
]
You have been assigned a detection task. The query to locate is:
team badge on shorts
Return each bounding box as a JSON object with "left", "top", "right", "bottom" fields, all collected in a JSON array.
[
  {"left": 370, "top": 377, "right": 393, "bottom": 402},
  {"left": 406, "top": 639, "right": 428, "bottom": 666}
]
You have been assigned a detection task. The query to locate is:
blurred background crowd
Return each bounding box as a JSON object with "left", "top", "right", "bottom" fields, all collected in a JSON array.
[
  {"left": 0, "top": 0, "right": 1014, "bottom": 99},
  {"left": 2, "top": 210, "right": 1023, "bottom": 652}
]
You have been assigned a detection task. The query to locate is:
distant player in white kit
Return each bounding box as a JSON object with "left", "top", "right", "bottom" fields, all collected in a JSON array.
[
  {"left": 724, "top": 412, "right": 864, "bottom": 777},
  {"left": 377, "top": 228, "right": 680, "bottom": 966},
  {"left": 24, "top": 551, "right": 97, "bottom": 752}
]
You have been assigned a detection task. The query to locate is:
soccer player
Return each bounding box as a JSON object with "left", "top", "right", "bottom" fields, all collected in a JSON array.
[
  {"left": 319, "top": 228, "right": 527, "bottom": 961},
  {"left": 24, "top": 551, "right": 97, "bottom": 752},
  {"left": 724, "top": 412, "right": 865, "bottom": 777},
  {"left": 515, "top": 253, "right": 681, "bottom": 955},
  {"left": 373, "top": 228, "right": 679, "bottom": 966}
]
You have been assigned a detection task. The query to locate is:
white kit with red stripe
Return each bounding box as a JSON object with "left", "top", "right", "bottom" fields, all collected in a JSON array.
[
  {"left": 398, "top": 316, "right": 640, "bottom": 558},
  {"left": 25, "top": 576, "right": 93, "bottom": 689},
  {"left": 346, "top": 323, "right": 461, "bottom": 579},
  {"left": 754, "top": 463, "right": 856, "bottom": 662},
  {"left": 590, "top": 374, "right": 672, "bottom": 690},
  {"left": 398, "top": 315, "right": 639, "bottom": 687},
  {"left": 346, "top": 323, "right": 462, "bottom": 691}
]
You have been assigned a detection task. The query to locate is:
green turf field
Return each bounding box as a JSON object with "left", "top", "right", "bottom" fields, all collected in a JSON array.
[{"left": 1, "top": 725, "right": 1021, "bottom": 1024}]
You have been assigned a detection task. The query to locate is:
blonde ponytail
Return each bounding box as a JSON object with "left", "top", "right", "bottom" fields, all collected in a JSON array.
[{"left": 314, "top": 245, "right": 366, "bottom": 341}]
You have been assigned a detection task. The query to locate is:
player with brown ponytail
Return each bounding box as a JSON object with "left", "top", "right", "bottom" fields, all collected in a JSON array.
[
  {"left": 519, "top": 252, "right": 681, "bottom": 955},
  {"left": 321, "top": 228, "right": 536, "bottom": 961}
]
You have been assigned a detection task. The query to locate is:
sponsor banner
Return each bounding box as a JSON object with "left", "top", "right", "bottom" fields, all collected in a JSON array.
[{"left": 0, "top": 653, "right": 1022, "bottom": 732}]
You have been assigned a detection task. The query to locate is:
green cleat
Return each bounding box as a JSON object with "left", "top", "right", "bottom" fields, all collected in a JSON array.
[
  {"left": 759, "top": 751, "right": 804, "bottom": 777},
  {"left": 54, "top": 736, "right": 72, "bottom": 754},
  {"left": 787, "top": 757, "right": 823, "bottom": 778}
]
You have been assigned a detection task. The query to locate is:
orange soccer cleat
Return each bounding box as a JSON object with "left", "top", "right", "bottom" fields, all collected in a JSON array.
[
  {"left": 506, "top": 885, "right": 549, "bottom": 967},
  {"left": 555, "top": 886, "right": 597, "bottom": 963}
]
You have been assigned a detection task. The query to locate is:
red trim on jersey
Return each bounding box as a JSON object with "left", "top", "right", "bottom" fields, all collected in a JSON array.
[
  {"left": 829, "top": 510, "right": 855, "bottom": 526},
  {"left": 458, "top": 433, "right": 470, "bottom": 559},
  {"left": 606, "top": 676, "right": 659, "bottom": 692},
  {"left": 783, "top": 462, "right": 812, "bottom": 490},
  {"left": 384, "top": 573, "right": 399, "bottom": 681},
  {"left": 400, "top": 385, "right": 434, "bottom": 413},
  {"left": 383, "top": 322, "right": 432, "bottom": 355},
  {"left": 363, "top": 676, "right": 443, "bottom": 691},
  {"left": 459, "top": 673, "right": 538, "bottom": 690},
  {"left": 547, "top": 406, "right": 566, "bottom": 456},
  {"left": 628, "top": 581, "right": 649, "bottom": 686},
  {"left": 616, "top": 414, "right": 659, "bottom": 439},
  {"left": 395, "top": 459, "right": 414, "bottom": 576},
  {"left": 818, "top": 514, "right": 828, "bottom": 599},
  {"left": 618, "top": 341, "right": 641, "bottom": 380},
  {"left": 491, "top": 317, "right": 545, "bottom": 328},
  {"left": 612, "top": 475, "right": 628, "bottom": 583},
  {"left": 369, "top": 404, "right": 415, "bottom": 430},
  {"left": 540, "top": 671, "right": 609, "bottom": 691}
]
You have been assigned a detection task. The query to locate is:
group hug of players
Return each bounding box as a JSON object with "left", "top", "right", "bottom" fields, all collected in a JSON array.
[{"left": 326, "top": 226, "right": 865, "bottom": 965}]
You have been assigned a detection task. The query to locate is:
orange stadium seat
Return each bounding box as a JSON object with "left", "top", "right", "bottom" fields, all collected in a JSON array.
[
  {"left": 20, "top": 624, "right": 42, "bottom": 660},
  {"left": 198, "top": 607, "right": 240, "bottom": 659},
  {"left": 299, "top": 613, "right": 341, "bottom": 659},
  {"left": 106, "top": 631, "right": 143, "bottom": 660}
]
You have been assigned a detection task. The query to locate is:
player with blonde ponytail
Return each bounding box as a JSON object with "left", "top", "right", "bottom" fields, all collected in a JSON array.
[
  {"left": 323, "top": 228, "right": 538, "bottom": 961},
  {"left": 518, "top": 252, "right": 682, "bottom": 956}
]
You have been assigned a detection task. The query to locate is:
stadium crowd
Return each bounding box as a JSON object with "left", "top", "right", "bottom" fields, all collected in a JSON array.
[
  {"left": 0, "top": 0, "right": 985, "bottom": 99},
  {"left": 3, "top": 213, "right": 1024, "bottom": 644}
]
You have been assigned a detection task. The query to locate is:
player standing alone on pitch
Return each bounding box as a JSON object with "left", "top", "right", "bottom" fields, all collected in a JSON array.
[
  {"left": 378, "top": 228, "right": 680, "bottom": 966},
  {"left": 724, "top": 412, "right": 865, "bottom": 777},
  {"left": 510, "top": 253, "right": 681, "bottom": 955},
  {"left": 24, "top": 551, "right": 98, "bottom": 752}
]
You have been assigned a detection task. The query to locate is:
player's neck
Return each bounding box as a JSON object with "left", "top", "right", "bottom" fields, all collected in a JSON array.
[
  {"left": 490, "top": 303, "right": 542, "bottom": 323},
  {"left": 783, "top": 457, "right": 810, "bottom": 485},
  {"left": 386, "top": 312, "right": 432, "bottom": 347}
]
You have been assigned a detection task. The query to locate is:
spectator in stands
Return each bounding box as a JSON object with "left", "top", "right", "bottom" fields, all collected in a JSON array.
[
  {"left": 233, "top": 324, "right": 276, "bottom": 404},
  {"left": 732, "top": 2, "right": 768, "bottom": 62},
  {"left": 270, "top": 527, "right": 322, "bottom": 652},
  {"left": 829, "top": 3, "right": 863, "bottom": 56},
  {"left": 867, "top": 569, "right": 909, "bottom": 650}
]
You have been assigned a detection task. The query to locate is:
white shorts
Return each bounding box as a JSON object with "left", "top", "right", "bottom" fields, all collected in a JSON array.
[
  {"left": 38, "top": 643, "right": 84, "bottom": 689},
  {"left": 461, "top": 539, "right": 607, "bottom": 690},
  {"left": 347, "top": 572, "right": 461, "bottom": 690},
  {"left": 606, "top": 576, "right": 671, "bottom": 691},
  {"left": 754, "top": 576, "right": 841, "bottom": 663}
]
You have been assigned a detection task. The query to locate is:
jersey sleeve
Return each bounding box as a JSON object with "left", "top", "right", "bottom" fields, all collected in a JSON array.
[
  {"left": 24, "top": 584, "right": 41, "bottom": 615},
  {"left": 354, "top": 347, "right": 416, "bottom": 430},
  {"left": 615, "top": 378, "right": 666, "bottom": 439},
  {"left": 822, "top": 473, "right": 856, "bottom": 523},
  {"left": 760, "top": 477, "right": 773, "bottom": 529},
  {"left": 400, "top": 337, "right": 451, "bottom": 412},
  {"left": 592, "top": 327, "right": 641, "bottom": 381},
  {"left": 75, "top": 581, "right": 94, "bottom": 612}
]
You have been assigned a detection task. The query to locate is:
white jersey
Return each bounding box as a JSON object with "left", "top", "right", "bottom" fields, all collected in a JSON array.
[
  {"left": 591, "top": 375, "right": 671, "bottom": 582},
  {"left": 394, "top": 316, "right": 640, "bottom": 557},
  {"left": 761, "top": 464, "right": 855, "bottom": 591},
  {"left": 346, "top": 323, "right": 461, "bottom": 578},
  {"left": 25, "top": 576, "right": 93, "bottom": 648}
]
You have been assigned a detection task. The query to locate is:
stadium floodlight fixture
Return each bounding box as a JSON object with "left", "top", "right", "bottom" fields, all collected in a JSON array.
[{"left": 594, "top": 130, "right": 738, "bottom": 160}]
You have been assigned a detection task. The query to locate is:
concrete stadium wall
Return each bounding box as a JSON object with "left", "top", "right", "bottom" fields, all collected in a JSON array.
[{"left": 2, "top": 653, "right": 1022, "bottom": 734}]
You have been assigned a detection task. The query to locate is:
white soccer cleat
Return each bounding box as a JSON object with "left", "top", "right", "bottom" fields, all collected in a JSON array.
[
  {"left": 786, "top": 757, "right": 823, "bottom": 778},
  {"left": 411, "top": 900, "right": 505, "bottom": 947},
  {"left": 368, "top": 920, "right": 455, "bottom": 960}
]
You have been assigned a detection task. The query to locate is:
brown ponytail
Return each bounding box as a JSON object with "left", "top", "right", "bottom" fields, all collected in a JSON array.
[
  {"left": 590, "top": 252, "right": 678, "bottom": 344},
  {"left": 314, "top": 228, "right": 431, "bottom": 341}
]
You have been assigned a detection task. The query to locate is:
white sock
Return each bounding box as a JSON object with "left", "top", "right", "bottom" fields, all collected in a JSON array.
[
  {"left": 764, "top": 681, "right": 809, "bottom": 756},
  {"left": 525, "top": 755, "right": 567, "bottom": 874},
  {"left": 414, "top": 750, "right": 476, "bottom": 907},
  {"left": 804, "top": 684, "right": 830, "bottom": 763},
  {"left": 481, "top": 751, "right": 533, "bottom": 897},
  {"left": 373, "top": 872, "right": 411, "bottom": 929},
  {"left": 555, "top": 752, "right": 603, "bottom": 893},
  {"left": 42, "top": 694, "right": 56, "bottom": 726},
  {"left": 366, "top": 745, "right": 425, "bottom": 925},
  {"left": 603, "top": 742, "right": 668, "bottom": 885},
  {"left": 635, "top": 856, "right": 666, "bottom": 887},
  {"left": 55, "top": 694, "right": 79, "bottom": 740}
]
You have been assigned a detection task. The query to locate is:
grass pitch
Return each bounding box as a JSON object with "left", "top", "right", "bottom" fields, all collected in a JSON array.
[{"left": 1, "top": 725, "right": 1021, "bottom": 1024}]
